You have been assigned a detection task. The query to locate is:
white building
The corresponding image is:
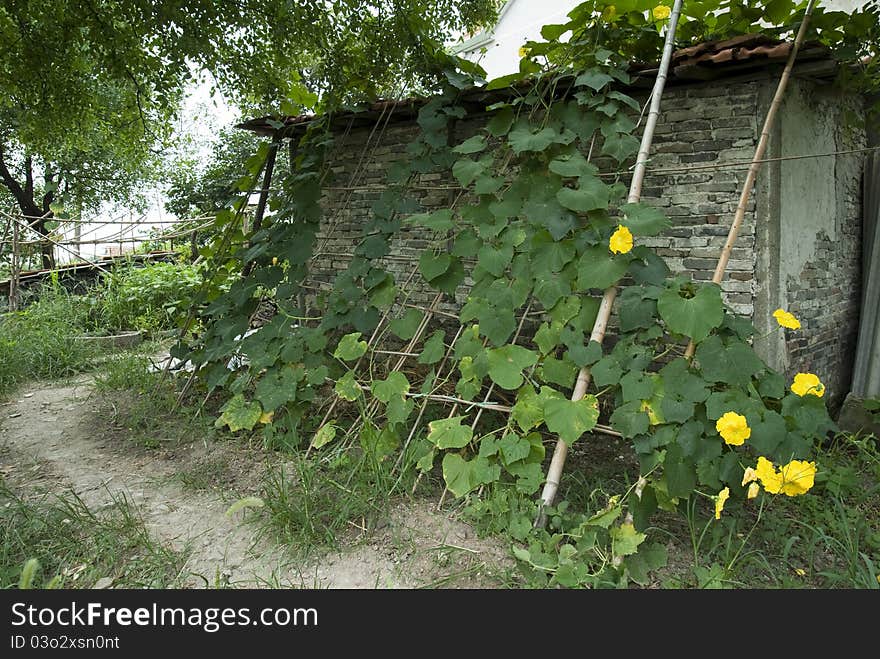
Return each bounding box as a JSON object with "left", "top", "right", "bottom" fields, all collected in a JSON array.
[{"left": 453, "top": 0, "right": 870, "bottom": 81}]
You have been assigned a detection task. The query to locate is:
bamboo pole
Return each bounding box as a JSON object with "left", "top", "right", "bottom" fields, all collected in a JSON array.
[
  {"left": 3, "top": 213, "right": 112, "bottom": 276},
  {"left": 536, "top": 0, "right": 684, "bottom": 525},
  {"left": 683, "top": 0, "right": 816, "bottom": 361}
]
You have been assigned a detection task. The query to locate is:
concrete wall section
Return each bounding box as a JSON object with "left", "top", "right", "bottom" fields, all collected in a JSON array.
[{"left": 755, "top": 77, "right": 864, "bottom": 409}]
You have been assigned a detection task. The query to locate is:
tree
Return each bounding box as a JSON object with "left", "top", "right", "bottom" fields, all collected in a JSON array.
[
  {"left": 0, "top": 0, "right": 498, "bottom": 267},
  {"left": 164, "top": 128, "right": 262, "bottom": 219}
]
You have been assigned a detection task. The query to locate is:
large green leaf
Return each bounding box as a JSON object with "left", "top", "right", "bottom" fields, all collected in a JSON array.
[
  {"left": 511, "top": 385, "right": 544, "bottom": 431},
  {"left": 508, "top": 124, "right": 575, "bottom": 154},
  {"left": 544, "top": 394, "right": 599, "bottom": 444},
  {"left": 657, "top": 282, "right": 724, "bottom": 343},
  {"left": 610, "top": 401, "right": 650, "bottom": 438},
  {"left": 577, "top": 245, "right": 630, "bottom": 290},
  {"left": 333, "top": 332, "right": 368, "bottom": 361},
  {"left": 389, "top": 308, "right": 423, "bottom": 340},
  {"left": 477, "top": 244, "right": 513, "bottom": 277},
  {"left": 254, "top": 366, "right": 302, "bottom": 410},
  {"left": 442, "top": 453, "right": 478, "bottom": 498},
  {"left": 602, "top": 132, "right": 640, "bottom": 162},
  {"left": 406, "top": 209, "right": 455, "bottom": 232},
  {"left": 334, "top": 370, "right": 361, "bottom": 401},
  {"left": 418, "top": 330, "right": 446, "bottom": 365},
  {"left": 625, "top": 542, "right": 668, "bottom": 585},
  {"left": 556, "top": 176, "right": 610, "bottom": 213},
  {"left": 487, "top": 106, "right": 515, "bottom": 136},
  {"left": 452, "top": 158, "right": 486, "bottom": 186},
  {"left": 548, "top": 153, "right": 598, "bottom": 178},
  {"left": 486, "top": 345, "right": 539, "bottom": 390},
  {"left": 371, "top": 371, "right": 410, "bottom": 403},
  {"left": 695, "top": 336, "right": 765, "bottom": 388},
  {"left": 747, "top": 409, "right": 787, "bottom": 455},
  {"left": 499, "top": 432, "right": 532, "bottom": 464},
  {"left": 664, "top": 444, "right": 697, "bottom": 499},
  {"left": 575, "top": 69, "right": 614, "bottom": 90},
  {"left": 419, "top": 252, "right": 452, "bottom": 282},
  {"left": 215, "top": 394, "right": 262, "bottom": 432},
  {"left": 539, "top": 355, "right": 578, "bottom": 388},
  {"left": 611, "top": 523, "right": 646, "bottom": 558},
  {"left": 619, "top": 203, "right": 671, "bottom": 236},
  {"left": 452, "top": 135, "right": 486, "bottom": 154},
  {"left": 427, "top": 415, "right": 474, "bottom": 449}
]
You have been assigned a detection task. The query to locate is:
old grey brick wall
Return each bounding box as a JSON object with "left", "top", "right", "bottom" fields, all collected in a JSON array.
[{"left": 292, "top": 73, "right": 863, "bottom": 401}]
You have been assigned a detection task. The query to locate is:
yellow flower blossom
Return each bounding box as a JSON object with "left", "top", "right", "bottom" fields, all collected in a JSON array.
[
  {"left": 754, "top": 456, "right": 817, "bottom": 496},
  {"left": 773, "top": 308, "right": 801, "bottom": 330},
  {"left": 716, "top": 411, "right": 751, "bottom": 446},
  {"left": 747, "top": 482, "right": 760, "bottom": 499},
  {"left": 795, "top": 567, "right": 806, "bottom": 577},
  {"left": 272, "top": 256, "right": 278, "bottom": 266},
  {"left": 653, "top": 5, "right": 671, "bottom": 20},
  {"left": 791, "top": 373, "right": 825, "bottom": 398},
  {"left": 778, "top": 459, "right": 817, "bottom": 496},
  {"left": 609, "top": 225, "right": 633, "bottom": 254},
  {"left": 741, "top": 466, "right": 758, "bottom": 487},
  {"left": 714, "top": 487, "right": 730, "bottom": 520},
  {"left": 518, "top": 46, "right": 531, "bottom": 58}
]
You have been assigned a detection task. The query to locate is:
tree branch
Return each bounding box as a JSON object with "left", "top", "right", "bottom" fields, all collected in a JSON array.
[{"left": 24, "top": 155, "right": 34, "bottom": 199}]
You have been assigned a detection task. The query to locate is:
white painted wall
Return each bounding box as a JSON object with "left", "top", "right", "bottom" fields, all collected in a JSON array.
[{"left": 454, "top": 0, "right": 870, "bottom": 81}]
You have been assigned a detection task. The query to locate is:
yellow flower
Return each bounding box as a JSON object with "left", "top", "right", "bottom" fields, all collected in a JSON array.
[
  {"left": 653, "top": 5, "right": 671, "bottom": 20},
  {"left": 272, "top": 256, "right": 278, "bottom": 266},
  {"left": 791, "top": 373, "right": 825, "bottom": 398},
  {"left": 518, "top": 46, "right": 531, "bottom": 58},
  {"left": 755, "top": 456, "right": 783, "bottom": 494},
  {"left": 778, "top": 459, "right": 817, "bottom": 496},
  {"left": 715, "top": 411, "right": 751, "bottom": 446},
  {"left": 795, "top": 567, "right": 806, "bottom": 577},
  {"left": 714, "top": 487, "right": 730, "bottom": 520},
  {"left": 747, "top": 482, "right": 760, "bottom": 499},
  {"left": 741, "top": 466, "right": 758, "bottom": 487},
  {"left": 754, "top": 456, "right": 817, "bottom": 496},
  {"left": 609, "top": 225, "right": 633, "bottom": 254},
  {"left": 773, "top": 308, "right": 801, "bottom": 330}
]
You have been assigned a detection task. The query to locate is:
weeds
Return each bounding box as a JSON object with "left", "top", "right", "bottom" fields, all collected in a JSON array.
[
  {"left": 0, "top": 285, "right": 100, "bottom": 396},
  {"left": 0, "top": 480, "right": 187, "bottom": 588}
]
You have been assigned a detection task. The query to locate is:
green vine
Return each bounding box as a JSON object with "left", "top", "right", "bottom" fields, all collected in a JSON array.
[{"left": 178, "top": 0, "right": 879, "bottom": 586}]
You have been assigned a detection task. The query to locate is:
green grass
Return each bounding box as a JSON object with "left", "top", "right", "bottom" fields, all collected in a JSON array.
[
  {"left": 658, "top": 432, "right": 880, "bottom": 589},
  {"left": 257, "top": 453, "right": 393, "bottom": 555},
  {"left": 0, "top": 287, "right": 101, "bottom": 397},
  {"left": 0, "top": 480, "right": 188, "bottom": 589}
]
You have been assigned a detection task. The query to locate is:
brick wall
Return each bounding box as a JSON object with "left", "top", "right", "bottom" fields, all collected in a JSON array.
[{"left": 287, "top": 73, "right": 863, "bottom": 400}]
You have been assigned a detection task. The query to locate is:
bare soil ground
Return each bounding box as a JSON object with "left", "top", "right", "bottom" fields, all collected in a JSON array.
[{"left": 0, "top": 377, "right": 513, "bottom": 589}]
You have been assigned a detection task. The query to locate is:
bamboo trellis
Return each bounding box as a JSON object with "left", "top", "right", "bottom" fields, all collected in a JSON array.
[{"left": 536, "top": 0, "right": 685, "bottom": 523}]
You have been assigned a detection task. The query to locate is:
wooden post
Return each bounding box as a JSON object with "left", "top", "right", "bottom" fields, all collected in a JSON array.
[
  {"left": 242, "top": 139, "right": 279, "bottom": 277},
  {"left": 9, "top": 217, "right": 19, "bottom": 311}
]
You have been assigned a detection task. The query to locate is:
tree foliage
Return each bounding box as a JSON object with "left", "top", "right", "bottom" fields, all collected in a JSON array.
[{"left": 0, "top": 0, "right": 499, "bottom": 265}]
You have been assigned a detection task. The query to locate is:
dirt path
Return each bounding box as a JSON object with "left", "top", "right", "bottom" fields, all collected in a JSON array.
[{"left": 0, "top": 378, "right": 512, "bottom": 588}]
